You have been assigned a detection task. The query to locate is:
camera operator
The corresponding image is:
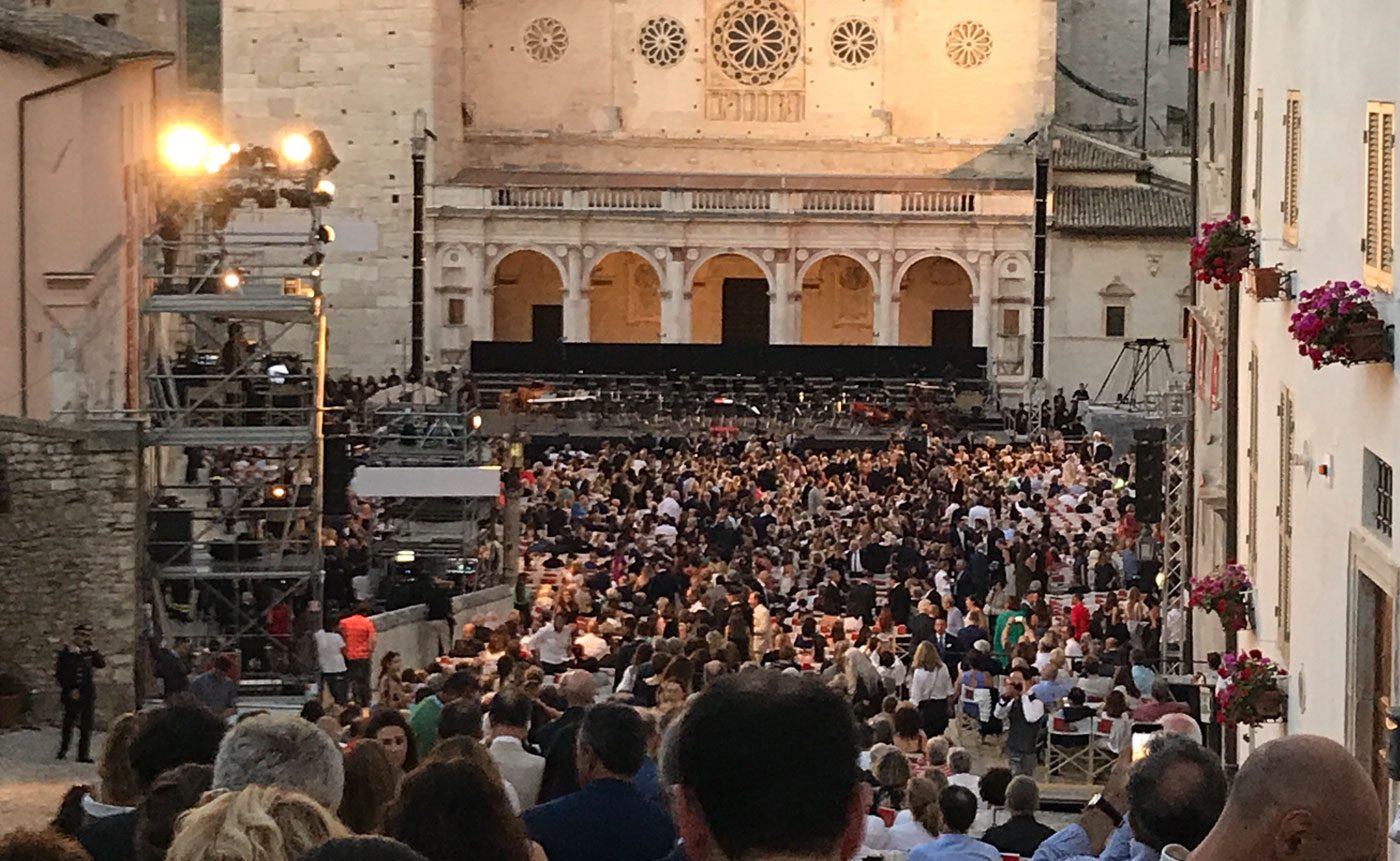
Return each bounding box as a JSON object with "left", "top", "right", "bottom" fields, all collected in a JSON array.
[{"left": 993, "top": 668, "right": 1045, "bottom": 777}]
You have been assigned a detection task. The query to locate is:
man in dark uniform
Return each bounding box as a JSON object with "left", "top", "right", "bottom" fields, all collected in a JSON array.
[{"left": 56, "top": 623, "right": 104, "bottom": 761}]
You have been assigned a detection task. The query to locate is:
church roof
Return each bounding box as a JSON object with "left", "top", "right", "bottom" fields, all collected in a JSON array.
[
  {"left": 0, "top": 0, "right": 167, "bottom": 66},
  {"left": 1052, "top": 134, "right": 1148, "bottom": 173},
  {"left": 1053, "top": 184, "right": 1193, "bottom": 235}
]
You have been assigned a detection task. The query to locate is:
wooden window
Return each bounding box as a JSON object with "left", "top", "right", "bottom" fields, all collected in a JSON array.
[
  {"left": 1277, "top": 389, "right": 1294, "bottom": 653},
  {"left": 1001, "top": 308, "right": 1020, "bottom": 336},
  {"left": 1365, "top": 102, "right": 1395, "bottom": 291},
  {"left": 1105, "top": 306, "right": 1127, "bottom": 338},
  {"left": 1247, "top": 351, "right": 1259, "bottom": 579},
  {"left": 1282, "top": 91, "right": 1301, "bottom": 245},
  {"left": 447, "top": 298, "right": 466, "bottom": 326},
  {"left": 1253, "top": 92, "right": 1265, "bottom": 223}
]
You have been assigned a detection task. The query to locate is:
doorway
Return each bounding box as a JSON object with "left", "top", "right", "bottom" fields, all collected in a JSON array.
[
  {"left": 931, "top": 310, "right": 973, "bottom": 348},
  {"left": 722, "top": 279, "right": 769, "bottom": 345},
  {"left": 531, "top": 305, "right": 563, "bottom": 344},
  {"left": 1353, "top": 571, "right": 1393, "bottom": 810}
]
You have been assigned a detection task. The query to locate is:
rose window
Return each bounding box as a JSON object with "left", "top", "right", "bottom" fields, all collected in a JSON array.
[
  {"left": 639, "top": 16, "right": 688, "bottom": 67},
  {"left": 711, "top": 0, "right": 802, "bottom": 87},
  {"left": 945, "top": 20, "right": 993, "bottom": 68},
  {"left": 524, "top": 17, "right": 569, "bottom": 63},
  {"left": 830, "top": 18, "right": 878, "bottom": 68}
]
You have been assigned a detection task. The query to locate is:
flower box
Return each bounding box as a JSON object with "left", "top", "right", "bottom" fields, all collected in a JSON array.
[
  {"left": 1191, "top": 215, "right": 1255, "bottom": 288},
  {"left": 1190, "top": 562, "right": 1252, "bottom": 632},
  {"left": 1289, "top": 281, "right": 1392, "bottom": 368},
  {"left": 1248, "top": 267, "right": 1285, "bottom": 300},
  {"left": 1340, "top": 317, "right": 1391, "bottom": 365},
  {"left": 1217, "top": 651, "right": 1288, "bottom": 727}
]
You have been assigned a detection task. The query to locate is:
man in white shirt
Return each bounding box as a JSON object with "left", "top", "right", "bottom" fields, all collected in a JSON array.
[
  {"left": 573, "top": 620, "right": 610, "bottom": 663},
  {"left": 657, "top": 491, "right": 682, "bottom": 523},
  {"left": 488, "top": 687, "right": 546, "bottom": 809},
  {"left": 749, "top": 592, "right": 772, "bottom": 659},
  {"left": 993, "top": 669, "right": 1046, "bottom": 777},
  {"left": 527, "top": 613, "right": 574, "bottom": 674},
  {"left": 313, "top": 618, "right": 348, "bottom": 705}
]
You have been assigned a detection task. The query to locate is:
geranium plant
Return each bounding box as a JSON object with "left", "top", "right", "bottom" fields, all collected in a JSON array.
[
  {"left": 1217, "top": 650, "right": 1287, "bottom": 726},
  {"left": 1288, "top": 280, "right": 1385, "bottom": 368},
  {"left": 1191, "top": 215, "right": 1255, "bottom": 287},
  {"left": 1189, "top": 562, "right": 1252, "bottom": 632}
]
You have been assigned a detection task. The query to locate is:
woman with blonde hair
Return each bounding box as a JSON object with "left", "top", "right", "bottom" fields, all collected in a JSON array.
[
  {"left": 886, "top": 776, "right": 943, "bottom": 852},
  {"left": 909, "top": 641, "right": 954, "bottom": 738},
  {"left": 165, "top": 785, "right": 349, "bottom": 861}
]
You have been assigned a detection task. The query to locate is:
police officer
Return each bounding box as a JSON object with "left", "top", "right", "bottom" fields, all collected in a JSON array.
[{"left": 55, "top": 622, "right": 104, "bottom": 762}]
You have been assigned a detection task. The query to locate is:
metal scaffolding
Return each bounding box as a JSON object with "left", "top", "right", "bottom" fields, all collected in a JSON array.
[
  {"left": 1150, "top": 382, "right": 1192, "bottom": 674},
  {"left": 140, "top": 199, "right": 330, "bottom": 679}
]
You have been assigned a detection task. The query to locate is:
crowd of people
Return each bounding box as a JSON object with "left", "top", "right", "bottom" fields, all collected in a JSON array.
[{"left": 18, "top": 425, "right": 1388, "bottom": 860}]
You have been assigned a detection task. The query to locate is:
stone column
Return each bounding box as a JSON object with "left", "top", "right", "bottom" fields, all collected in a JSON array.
[
  {"left": 875, "top": 252, "right": 896, "bottom": 346},
  {"left": 974, "top": 251, "right": 996, "bottom": 349},
  {"left": 770, "top": 249, "right": 793, "bottom": 344},
  {"left": 465, "top": 244, "right": 489, "bottom": 343},
  {"left": 562, "top": 247, "right": 588, "bottom": 342},
  {"left": 661, "top": 248, "right": 687, "bottom": 343}
]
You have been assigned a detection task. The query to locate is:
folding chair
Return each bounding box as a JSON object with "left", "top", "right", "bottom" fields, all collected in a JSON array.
[{"left": 1046, "top": 717, "right": 1096, "bottom": 782}]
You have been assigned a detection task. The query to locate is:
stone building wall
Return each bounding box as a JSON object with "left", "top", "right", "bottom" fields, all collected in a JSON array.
[{"left": 0, "top": 417, "right": 142, "bottom": 726}]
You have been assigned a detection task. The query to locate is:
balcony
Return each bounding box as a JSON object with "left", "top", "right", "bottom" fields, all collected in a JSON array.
[{"left": 439, "top": 181, "right": 1031, "bottom": 220}]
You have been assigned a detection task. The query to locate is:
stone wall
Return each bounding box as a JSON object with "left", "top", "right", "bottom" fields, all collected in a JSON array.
[
  {"left": 0, "top": 417, "right": 142, "bottom": 726},
  {"left": 369, "top": 586, "right": 515, "bottom": 674}
]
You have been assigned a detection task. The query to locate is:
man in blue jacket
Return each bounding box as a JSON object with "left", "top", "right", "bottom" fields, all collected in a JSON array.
[{"left": 523, "top": 702, "right": 675, "bottom": 861}]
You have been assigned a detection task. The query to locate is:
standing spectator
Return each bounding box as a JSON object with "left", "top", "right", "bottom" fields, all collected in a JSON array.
[
  {"left": 1069, "top": 594, "right": 1091, "bottom": 640},
  {"left": 407, "top": 671, "right": 477, "bottom": 757},
  {"left": 909, "top": 786, "right": 1003, "bottom": 861},
  {"left": 314, "top": 617, "right": 348, "bottom": 705},
  {"left": 188, "top": 656, "right": 239, "bottom": 719},
  {"left": 523, "top": 703, "right": 675, "bottom": 861},
  {"left": 339, "top": 602, "right": 378, "bottom": 706},
  {"left": 982, "top": 776, "right": 1056, "bottom": 856},
  {"left": 388, "top": 758, "right": 538, "bottom": 861},
  {"left": 993, "top": 668, "right": 1045, "bottom": 777},
  {"left": 526, "top": 613, "right": 574, "bottom": 675},
  {"left": 488, "top": 688, "right": 546, "bottom": 809},
  {"left": 910, "top": 642, "right": 954, "bottom": 739},
  {"left": 535, "top": 670, "right": 597, "bottom": 803},
  {"left": 669, "top": 671, "right": 866, "bottom": 861},
  {"left": 56, "top": 623, "right": 105, "bottom": 762},
  {"left": 152, "top": 638, "right": 192, "bottom": 700}
]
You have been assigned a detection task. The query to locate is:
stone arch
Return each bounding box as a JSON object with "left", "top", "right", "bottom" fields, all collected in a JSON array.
[
  {"left": 893, "top": 250, "right": 977, "bottom": 289},
  {"left": 690, "top": 252, "right": 772, "bottom": 345},
  {"left": 898, "top": 254, "right": 975, "bottom": 347},
  {"left": 798, "top": 253, "right": 876, "bottom": 345},
  {"left": 492, "top": 249, "right": 566, "bottom": 342},
  {"left": 685, "top": 248, "right": 776, "bottom": 284},
  {"left": 588, "top": 251, "right": 663, "bottom": 343}
]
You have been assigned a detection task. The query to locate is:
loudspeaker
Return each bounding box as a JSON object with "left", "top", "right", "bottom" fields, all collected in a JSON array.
[
  {"left": 149, "top": 507, "right": 193, "bottom": 565},
  {"left": 1134, "top": 427, "right": 1166, "bottom": 523}
]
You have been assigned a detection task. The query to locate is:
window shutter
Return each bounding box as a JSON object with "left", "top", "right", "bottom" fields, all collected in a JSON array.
[
  {"left": 1282, "top": 93, "right": 1301, "bottom": 244},
  {"left": 1367, "top": 111, "right": 1381, "bottom": 270},
  {"left": 1383, "top": 109, "right": 1394, "bottom": 273}
]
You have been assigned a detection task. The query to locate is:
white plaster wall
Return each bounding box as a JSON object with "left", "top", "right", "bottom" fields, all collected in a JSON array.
[
  {"left": 1046, "top": 233, "right": 1188, "bottom": 399},
  {"left": 1236, "top": 0, "right": 1400, "bottom": 753}
]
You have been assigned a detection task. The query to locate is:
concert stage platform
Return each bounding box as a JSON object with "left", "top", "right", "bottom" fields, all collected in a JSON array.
[{"left": 472, "top": 341, "right": 987, "bottom": 379}]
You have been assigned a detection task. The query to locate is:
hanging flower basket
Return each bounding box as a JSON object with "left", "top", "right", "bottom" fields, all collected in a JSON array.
[
  {"left": 1191, "top": 215, "right": 1256, "bottom": 288},
  {"left": 1217, "top": 650, "right": 1288, "bottom": 727},
  {"left": 1288, "top": 280, "right": 1392, "bottom": 368},
  {"left": 1189, "top": 562, "right": 1252, "bottom": 632},
  {"left": 1248, "top": 267, "right": 1286, "bottom": 300}
]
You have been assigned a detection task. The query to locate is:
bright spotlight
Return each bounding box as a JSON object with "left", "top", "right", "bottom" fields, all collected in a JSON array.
[
  {"left": 1155, "top": 570, "right": 1167, "bottom": 589},
  {"left": 280, "top": 133, "right": 313, "bottom": 165},
  {"left": 311, "top": 268, "right": 322, "bottom": 278},
  {"left": 394, "top": 550, "right": 417, "bottom": 563},
  {"left": 315, "top": 179, "right": 336, "bottom": 197},
  {"left": 160, "top": 125, "right": 211, "bottom": 172},
  {"left": 203, "top": 144, "right": 231, "bottom": 174},
  {"left": 269, "top": 484, "right": 289, "bottom": 501},
  {"left": 228, "top": 143, "right": 242, "bottom": 154},
  {"left": 316, "top": 224, "right": 335, "bottom": 243},
  {"left": 471, "top": 414, "right": 483, "bottom": 431},
  {"left": 221, "top": 270, "right": 243, "bottom": 290}
]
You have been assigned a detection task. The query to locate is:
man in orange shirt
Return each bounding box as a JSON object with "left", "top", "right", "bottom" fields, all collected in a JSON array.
[{"left": 338, "top": 601, "right": 377, "bottom": 706}]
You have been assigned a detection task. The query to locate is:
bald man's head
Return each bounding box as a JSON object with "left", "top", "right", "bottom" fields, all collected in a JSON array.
[
  {"left": 1158, "top": 713, "right": 1203, "bottom": 745},
  {"left": 1194, "top": 734, "right": 1383, "bottom": 861}
]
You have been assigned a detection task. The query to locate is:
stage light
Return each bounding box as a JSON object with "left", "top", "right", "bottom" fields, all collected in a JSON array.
[
  {"left": 303, "top": 251, "right": 326, "bottom": 268},
  {"left": 471, "top": 414, "right": 483, "bottom": 431},
  {"left": 316, "top": 224, "right": 336, "bottom": 244},
  {"left": 394, "top": 550, "right": 417, "bottom": 563},
  {"left": 1156, "top": 570, "right": 1166, "bottom": 589},
  {"left": 254, "top": 187, "right": 279, "bottom": 209},
  {"left": 203, "top": 144, "right": 231, "bottom": 173},
  {"left": 269, "top": 484, "right": 289, "bottom": 501},
  {"left": 160, "top": 125, "right": 211, "bottom": 172},
  {"left": 221, "top": 269, "right": 243, "bottom": 290},
  {"left": 304, "top": 130, "right": 341, "bottom": 173},
  {"left": 311, "top": 268, "right": 322, "bottom": 278},
  {"left": 315, "top": 179, "right": 336, "bottom": 197},
  {"left": 280, "top": 133, "right": 313, "bottom": 165},
  {"left": 228, "top": 143, "right": 242, "bottom": 154}
]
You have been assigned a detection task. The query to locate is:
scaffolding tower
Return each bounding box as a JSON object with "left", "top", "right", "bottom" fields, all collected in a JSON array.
[
  {"left": 1149, "top": 382, "right": 1192, "bottom": 674},
  {"left": 140, "top": 157, "right": 332, "bottom": 681}
]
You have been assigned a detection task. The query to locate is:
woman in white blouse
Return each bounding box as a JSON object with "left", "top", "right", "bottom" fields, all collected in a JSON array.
[
  {"left": 886, "top": 775, "right": 945, "bottom": 852},
  {"left": 909, "top": 641, "right": 955, "bottom": 738}
]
